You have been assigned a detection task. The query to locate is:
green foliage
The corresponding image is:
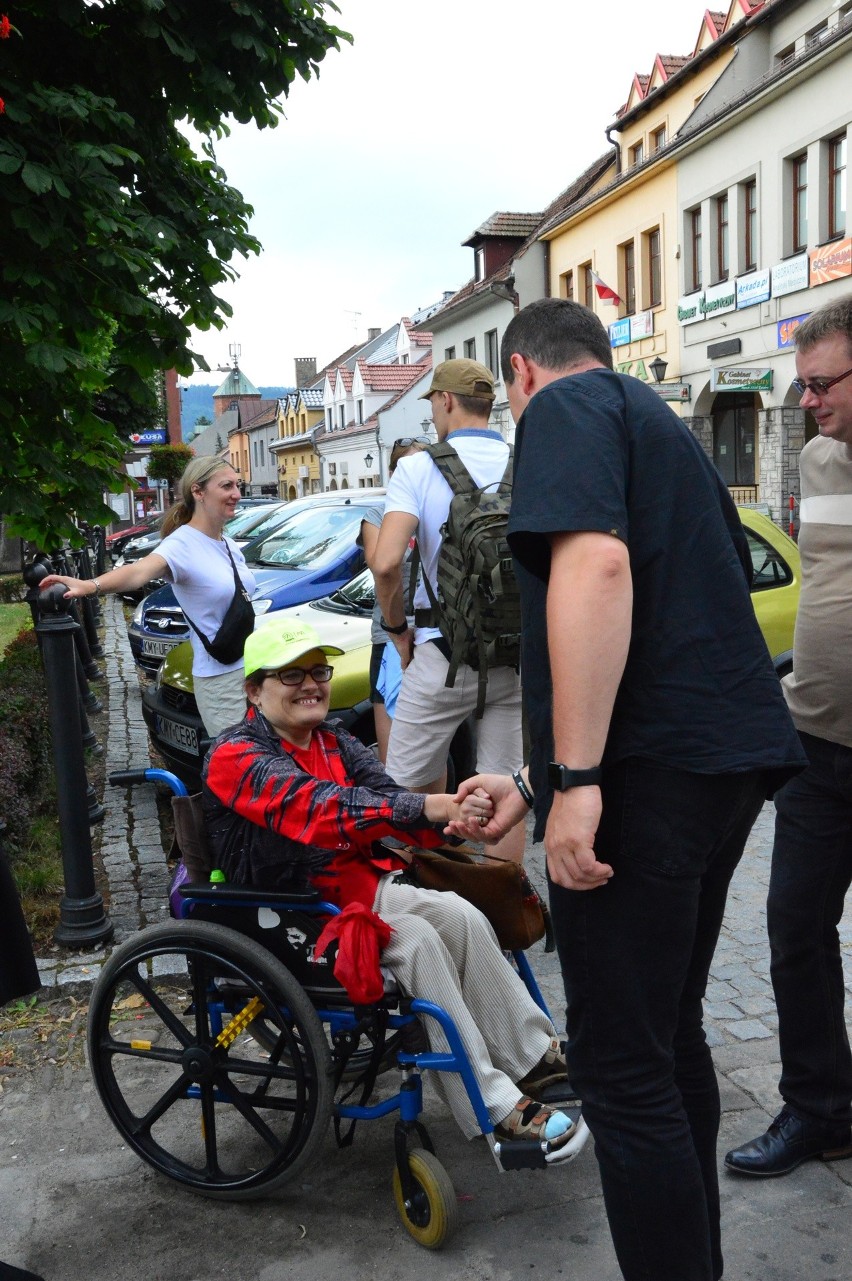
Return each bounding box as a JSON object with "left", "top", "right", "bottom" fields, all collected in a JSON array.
[
  {"left": 147, "top": 443, "right": 194, "bottom": 485},
  {"left": 0, "top": 629, "right": 52, "bottom": 852},
  {"left": 0, "top": 1, "right": 349, "bottom": 549}
]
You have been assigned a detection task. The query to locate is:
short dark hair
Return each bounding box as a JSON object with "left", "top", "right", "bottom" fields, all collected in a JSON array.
[
  {"left": 452, "top": 391, "right": 493, "bottom": 419},
  {"left": 795, "top": 294, "right": 852, "bottom": 357},
  {"left": 501, "top": 298, "right": 614, "bottom": 384}
]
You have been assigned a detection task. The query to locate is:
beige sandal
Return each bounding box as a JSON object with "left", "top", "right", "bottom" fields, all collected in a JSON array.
[{"left": 494, "top": 1096, "right": 574, "bottom": 1144}]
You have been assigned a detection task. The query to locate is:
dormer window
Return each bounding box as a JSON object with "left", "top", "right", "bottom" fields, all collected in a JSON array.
[{"left": 475, "top": 246, "right": 486, "bottom": 281}]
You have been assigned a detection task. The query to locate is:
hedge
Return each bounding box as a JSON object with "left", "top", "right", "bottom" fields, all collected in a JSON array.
[{"left": 0, "top": 630, "right": 52, "bottom": 852}]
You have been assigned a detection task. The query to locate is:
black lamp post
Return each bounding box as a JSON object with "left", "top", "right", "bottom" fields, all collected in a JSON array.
[
  {"left": 649, "top": 356, "right": 669, "bottom": 384},
  {"left": 364, "top": 452, "right": 374, "bottom": 470}
]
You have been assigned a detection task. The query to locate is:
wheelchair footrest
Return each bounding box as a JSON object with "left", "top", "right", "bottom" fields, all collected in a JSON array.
[{"left": 491, "top": 1112, "right": 590, "bottom": 1172}]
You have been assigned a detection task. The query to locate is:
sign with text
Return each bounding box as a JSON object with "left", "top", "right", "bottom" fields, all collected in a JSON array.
[
  {"left": 772, "top": 253, "right": 809, "bottom": 298},
  {"left": 701, "top": 281, "right": 736, "bottom": 317},
  {"left": 777, "top": 313, "right": 810, "bottom": 348},
  {"left": 736, "top": 268, "right": 771, "bottom": 309},
  {"left": 608, "top": 318, "right": 631, "bottom": 348},
  {"left": 649, "top": 382, "right": 691, "bottom": 402},
  {"left": 129, "top": 429, "right": 167, "bottom": 446},
  {"left": 809, "top": 237, "right": 852, "bottom": 287},
  {"left": 630, "top": 310, "right": 654, "bottom": 340},
  {"left": 711, "top": 367, "right": 773, "bottom": 392},
  {"left": 678, "top": 292, "right": 704, "bottom": 325}
]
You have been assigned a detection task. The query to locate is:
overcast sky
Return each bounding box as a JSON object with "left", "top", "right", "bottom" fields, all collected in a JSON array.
[{"left": 184, "top": 0, "right": 713, "bottom": 387}]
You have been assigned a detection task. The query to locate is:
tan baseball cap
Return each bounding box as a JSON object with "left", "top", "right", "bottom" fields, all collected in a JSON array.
[{"left": 419, "top": 358, "right": 496, "bottom": 402}]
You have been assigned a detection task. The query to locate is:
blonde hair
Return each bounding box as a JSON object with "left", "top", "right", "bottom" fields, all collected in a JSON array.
[{"left": 162, "top": 457, "right": 233, "bottom": 536}]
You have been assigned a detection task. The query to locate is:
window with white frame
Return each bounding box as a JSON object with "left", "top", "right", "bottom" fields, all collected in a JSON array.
[{"left": 485, "top": 329, "right": 499, "bottom": 378}]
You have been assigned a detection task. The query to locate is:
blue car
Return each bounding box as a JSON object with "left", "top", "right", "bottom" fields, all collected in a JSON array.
[{"left": 127, "top": 492, "right": 385, "bottom": 675}]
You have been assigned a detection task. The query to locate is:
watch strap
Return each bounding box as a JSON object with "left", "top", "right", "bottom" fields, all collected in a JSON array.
[{"left": 547, "top": 762, "right": 603, "bottom": 791}]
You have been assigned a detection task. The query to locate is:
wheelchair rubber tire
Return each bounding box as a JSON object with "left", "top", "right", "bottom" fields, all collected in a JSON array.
[
  {"left": 87, "top": 920, "right": 333, "bottom": 1200},
  {"left": 392, "top": 1147, "right": 458, "bottom": 1250}
]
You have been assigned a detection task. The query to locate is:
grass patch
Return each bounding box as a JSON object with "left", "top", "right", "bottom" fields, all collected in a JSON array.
[
  {"left": 0, "top": 603, "right": 31, "bottom": 656},
  {"left": 12, "top": 804, "right": 64, "bottom": 948}
]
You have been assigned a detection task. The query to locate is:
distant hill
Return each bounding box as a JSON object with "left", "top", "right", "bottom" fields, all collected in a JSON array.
[{"left": 180, "top": 384, "right": 294, "bottom": 438}]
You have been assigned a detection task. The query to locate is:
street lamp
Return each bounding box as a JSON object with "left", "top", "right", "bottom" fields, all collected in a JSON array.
[
  {"left": 649, "top": 356, "right": 668, "bottom": 384},
  {"left": 364, "top": 452, "right": 374, "bottom": 469}
]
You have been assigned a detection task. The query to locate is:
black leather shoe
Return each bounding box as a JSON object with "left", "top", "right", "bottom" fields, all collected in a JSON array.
[{"left": 724, "top": 1107, "right": 852, "bottom": 1177}]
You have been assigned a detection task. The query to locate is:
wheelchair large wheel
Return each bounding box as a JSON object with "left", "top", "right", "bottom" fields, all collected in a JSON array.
[
  {"left": 392, "top": 1147, "right": 459, "bottom": 1249},
  {"left": 87, "top": 920, "right": 333, "bottom": 1199}
]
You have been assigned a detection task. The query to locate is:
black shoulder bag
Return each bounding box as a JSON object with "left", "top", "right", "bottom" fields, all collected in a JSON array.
[{"left": 182, "top": 541, "right": 255, "bottom": 665}]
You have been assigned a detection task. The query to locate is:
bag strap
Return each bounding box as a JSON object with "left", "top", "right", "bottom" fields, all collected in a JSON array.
[{"left": 181, "top": 538, "right": 248, "bottom": 654}]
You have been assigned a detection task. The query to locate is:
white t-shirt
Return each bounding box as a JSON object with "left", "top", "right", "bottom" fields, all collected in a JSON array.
[
  {"left": 383, "top": 429, "right": 510, "bottom": 645},
  {"left": 158, "top": 525, "right": 256, "bottom": 677}
]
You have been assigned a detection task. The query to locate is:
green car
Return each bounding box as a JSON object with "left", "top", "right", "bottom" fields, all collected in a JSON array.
[{"left": 141, "top": 508, "right": 800, "bottom": 790}]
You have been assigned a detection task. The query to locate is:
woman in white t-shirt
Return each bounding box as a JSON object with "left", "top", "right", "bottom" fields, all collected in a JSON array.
[{"left": 42, "top": 457, "right": 256, "bottom": 737}]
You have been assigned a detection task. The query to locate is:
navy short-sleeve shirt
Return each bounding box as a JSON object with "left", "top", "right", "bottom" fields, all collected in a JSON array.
[{"left": 508, "top": 369, "right": 804, "bottom": 833}]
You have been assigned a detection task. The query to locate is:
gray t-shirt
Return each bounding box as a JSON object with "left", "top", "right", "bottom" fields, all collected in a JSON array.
[{"left": 358, "top": 504, "right": 415, "bottom": 645}]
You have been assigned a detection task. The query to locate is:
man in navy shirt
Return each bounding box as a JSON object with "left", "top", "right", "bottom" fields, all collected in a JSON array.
[{"left": 455, "top": 299, "right": 804, "bottom": 1281}]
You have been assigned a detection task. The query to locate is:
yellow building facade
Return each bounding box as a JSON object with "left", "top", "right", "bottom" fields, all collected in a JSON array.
[
  {"left": 543, "top": 17, "right": 737, "bottom": 416},
  {"left": 274, "top": 390, "right": 323, "bottom": 499}
]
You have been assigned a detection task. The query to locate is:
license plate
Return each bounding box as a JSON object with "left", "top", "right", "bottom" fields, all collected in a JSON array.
[
  {"left": 142, "top": 638, "right": 177, "bottom": 658},
  {"left": 155, "top": 714, "right": 198, "bottom": 755}
]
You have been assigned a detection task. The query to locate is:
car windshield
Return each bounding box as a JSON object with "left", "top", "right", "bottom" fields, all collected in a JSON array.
[
  {"left": 329, "top": 568, "right": 376, "bottom": 609},
  {"left": 247, "top": 504, "right": 366, "bottom": 569},
  {"left": 229, "top": 504, "right": 291, "bottom": 544},
  {"left": 224, "top": 504, "right": 284, "bottom": 539}
]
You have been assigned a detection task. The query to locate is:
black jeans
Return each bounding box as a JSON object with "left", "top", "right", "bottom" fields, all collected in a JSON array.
[
  {"left": 768, "top": 730, "right": 852, "bottom": 1128},
  {"left": 549, "top": 761, "right": 766, "bottom": 1281}
]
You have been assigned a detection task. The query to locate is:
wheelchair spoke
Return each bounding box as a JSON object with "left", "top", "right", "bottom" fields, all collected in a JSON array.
[
  {"left": 129, "top": 1070, "right": 194, "bottom": 1140},
  {"left": 88, "top": 921, "right": 333, "bottom": 1198}
]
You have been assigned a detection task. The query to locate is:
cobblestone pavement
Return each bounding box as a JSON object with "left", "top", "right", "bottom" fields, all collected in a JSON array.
[{"left": 4, "top": 594, "right": 852, "bottom": 1281}]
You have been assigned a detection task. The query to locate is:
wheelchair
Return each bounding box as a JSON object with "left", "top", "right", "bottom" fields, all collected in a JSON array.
[{"left": 87, "top": 768, "right": 588, "bottom": 1250}]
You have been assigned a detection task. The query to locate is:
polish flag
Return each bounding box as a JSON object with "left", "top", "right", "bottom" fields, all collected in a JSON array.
[{"left": 589, "top": 270, "right": 622, "bottom": 305}]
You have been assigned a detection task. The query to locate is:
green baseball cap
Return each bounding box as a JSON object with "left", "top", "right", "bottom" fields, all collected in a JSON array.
[
  {"left": 244, "top": 618, "right": 343, "bottom": 678},
  {"left": 419, "top": 358, "right": 496, "bottom": 402}
]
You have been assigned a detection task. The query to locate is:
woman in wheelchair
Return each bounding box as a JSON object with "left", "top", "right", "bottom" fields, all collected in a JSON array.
[{"left": 202, "top": 618, "right": 578, "bottom": 1159}]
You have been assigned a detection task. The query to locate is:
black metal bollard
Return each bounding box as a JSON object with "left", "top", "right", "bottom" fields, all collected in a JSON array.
[
  {"left": 92, "top": 524, "right": 107, "bottom": 576},
  {"left": 36, "top": 585, "right": 113, "bottom": 948},
  {"left": 71, "top": 547, "right": 104, "bottom": 659},
  {"left": 78, "top": 538, "right": 102, "bottom": 625},
  {"left": 75, "top": 646, "right": 103, "bottom": 715}
]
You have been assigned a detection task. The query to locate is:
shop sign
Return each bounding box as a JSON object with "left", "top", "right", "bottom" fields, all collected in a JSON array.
[
  {"left": 711, "top": 367, "right": 773, "bottom": 392},
  {"left": 809, "top": 237, "right": 852, "bottom": 287},
  {"left": 608, "top": 318, "right": 631, "bottom": 348},
  {"left": 649, "top": 382, "right": 691, "bottom": 402},
  {"left": 777, "top": 313, "right": 810, "bottom": 349},
  {"left": 700, "top": 281, "right": 736, "bottom": 317},
  {"left": 129, "top": 429, "right": 167, "bottom": 445},
  {"left": 772, "top": 253, "right": 809, "bottom": 298},
  {"left": 677, "top": 292, "right": 704, "bottom": 325},
  {"left": 736, "top": 268, "right": 771, "bottom": 309},
  {"left": 630, "top": 310, "right": 654, "bottom": 340}
]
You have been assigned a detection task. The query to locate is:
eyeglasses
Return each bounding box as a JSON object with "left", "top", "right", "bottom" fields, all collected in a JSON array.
[
  {"left": 265, "top": 665, "right": 334, "bottom": 686},
  {"left": 792, "top": 365, "right": 852, "bottom": 397},
  {"left": 393, "top": 435, "right": 430, "bottom": 447}
]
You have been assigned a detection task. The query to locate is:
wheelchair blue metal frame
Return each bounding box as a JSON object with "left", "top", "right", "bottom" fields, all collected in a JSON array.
[{"left": 121, "top": 765, "right": 551, "bottom": 1151}]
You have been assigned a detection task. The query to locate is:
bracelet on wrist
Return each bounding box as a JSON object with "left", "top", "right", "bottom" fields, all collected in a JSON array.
[
  {"left": 512, "top": 769, "right": 534, "bottom": 808},
  {"left": 91, "top": 578, "right": 101, "bottom": 597},
  {"left": 380, "top": 617, "right": 408, "bottom": 635}
]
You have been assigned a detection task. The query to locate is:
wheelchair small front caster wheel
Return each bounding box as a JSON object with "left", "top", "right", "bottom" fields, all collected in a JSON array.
[{"left": 392, "top": 1147, "right": 458, "bottom": 1249}]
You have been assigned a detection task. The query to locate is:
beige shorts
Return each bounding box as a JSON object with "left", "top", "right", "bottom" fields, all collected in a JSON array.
[
  {"left": 194, "top": 668, "right": 248, "bottom": 739},
  {"left": 385, "top": 640, "right": 523, "bottom": 789}
]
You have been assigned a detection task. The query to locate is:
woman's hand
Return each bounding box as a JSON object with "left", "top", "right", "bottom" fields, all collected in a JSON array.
[
  {"left": 423, "top": 786, "right": 493, "bottom": 830},
  {"left": 444, "top": 773, "right": 526, "bottom": 843},
  {"left": 39, "top": 573, "right": 95, "bottom": 599}
]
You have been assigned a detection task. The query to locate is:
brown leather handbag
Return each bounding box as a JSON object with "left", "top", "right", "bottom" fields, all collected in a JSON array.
[{"left": 405, "top": 844, "right": 554, "bottom": 953}]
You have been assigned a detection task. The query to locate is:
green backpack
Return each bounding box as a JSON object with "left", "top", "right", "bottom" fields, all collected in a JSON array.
[{"left": 415, "top": 441, "right": 521, "bottom": 717}]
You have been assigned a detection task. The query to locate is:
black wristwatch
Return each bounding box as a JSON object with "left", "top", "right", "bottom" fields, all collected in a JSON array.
[
  {"left": 380, "top": 617, "right": 408, "bottom": 635},
  {"left": 547, "top": 762, "right": 603, "bottom": 790}
]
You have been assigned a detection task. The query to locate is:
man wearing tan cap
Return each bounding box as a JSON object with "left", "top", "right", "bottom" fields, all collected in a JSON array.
[{"left": 373, "top": 358, "right": 524, "bottom": 863}]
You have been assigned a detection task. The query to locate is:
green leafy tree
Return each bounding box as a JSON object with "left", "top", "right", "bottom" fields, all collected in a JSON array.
[
  {"left": 147, "top": 442, "right": 194, "bottom": 491},
  {"left": 195, "top": 414, "right": 212, "bottom": 427},
  {"left": 0, "top": 1, "right": 348, "bottom": 548}
]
